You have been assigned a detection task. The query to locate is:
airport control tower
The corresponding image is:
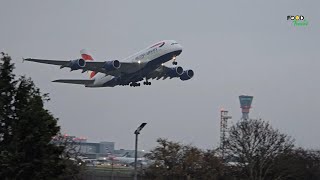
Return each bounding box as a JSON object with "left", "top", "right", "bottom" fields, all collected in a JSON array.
[{"left": 239, "top": 95, "right": 253, "bottom": 120}]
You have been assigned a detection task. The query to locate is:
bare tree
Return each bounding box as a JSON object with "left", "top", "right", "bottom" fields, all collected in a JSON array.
[
  {"left": 51, "top": 134, "right": 85, "bottom": 179},
  {"left": 145, "top": 138, "right": 226, "bottom": 179},
  {"left": 52, "top": 134, "right": 83, "bottom": 160},
  {"left": 224, "top": 119, "right": 294, "bottom": 180},
  {"left": 270, "top": 148, "right": 320, "bottom": 180},
  {"left": 198, "top": 149, "right": 226, "bottom": 180},
  {"left": 145, "top": 138, "right": 184, "bottom": 178},
  {"left": 181, "top": 145, "right": 203, "bottom": 178}
]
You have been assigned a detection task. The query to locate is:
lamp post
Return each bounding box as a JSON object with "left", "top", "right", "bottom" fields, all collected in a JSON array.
[{"left": 134, "top": 123, "right": 147, "bottom": 180}]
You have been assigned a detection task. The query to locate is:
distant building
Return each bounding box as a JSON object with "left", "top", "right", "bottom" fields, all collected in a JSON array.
[
  {"left": 78, "top": 141, "right": 115, "bottom": 159},
  {"left": 54, "top": 135, "right": 145, "bottom": 159}
]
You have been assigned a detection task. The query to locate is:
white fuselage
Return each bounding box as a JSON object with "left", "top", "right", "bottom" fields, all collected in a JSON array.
[
  {"left": 112, "top": 156, "right": 145, "bottom": 165},
  {"left": 90, "top": 40, "right": 182, "bottom": 87}
]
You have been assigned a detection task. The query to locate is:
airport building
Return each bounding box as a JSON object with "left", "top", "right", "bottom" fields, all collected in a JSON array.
[
  {"left": 79, "top": 141, "right": 115, "bottom": 159},
  {"left": 54, "top": 135, "right": 144, "bottom": 159}
]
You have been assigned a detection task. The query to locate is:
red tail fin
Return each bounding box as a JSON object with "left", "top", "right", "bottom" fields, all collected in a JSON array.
[
  {"left": 80, "top": 49, "right": 96, "bottom": 79},
  {"left": 90, "top": 71, "right": 96, "bottom": 79},
  {"left": 80, "top": 49, "right": 94, "bottom": 61}
]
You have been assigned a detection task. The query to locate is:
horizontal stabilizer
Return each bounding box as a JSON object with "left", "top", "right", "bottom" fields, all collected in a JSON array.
[{"left": 52, "top": 79, "right": 94, "bottom": 85}]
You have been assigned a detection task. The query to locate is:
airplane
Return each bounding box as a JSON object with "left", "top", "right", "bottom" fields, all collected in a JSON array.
[
  {"left": 110, "top": 152, "right": 145, "bottom": 165},
  {"left": 24, "top": 40, "right": 194, "bottom": 87}
]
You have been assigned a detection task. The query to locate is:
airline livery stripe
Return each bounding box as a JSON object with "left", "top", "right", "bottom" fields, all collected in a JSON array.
[
  {"left": 90, "top": 71, "right": 96, "bottom": 78},
  {"left": 150, "top": 42, "right": 164, "bottom": 48}
]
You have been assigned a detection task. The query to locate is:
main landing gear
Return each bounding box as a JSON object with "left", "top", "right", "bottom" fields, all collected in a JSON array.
[
  {"left": 172, "top": 56, "right": 178, "bottom": 65},
  {"left": 130, "top": 82, "right": 140, "bottom": 87},
  {"left": 143, "top": 78, "right": 151, "bottom": 86},
  {"left": 143, "top": 81, "right": 151, "bottom": 85}
]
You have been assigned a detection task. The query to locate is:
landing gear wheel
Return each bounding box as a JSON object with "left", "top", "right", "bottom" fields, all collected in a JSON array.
[
  {"left": 172, "top": 61, "right": 178, "bottom": 65},
  {"left": 130, "top": 82, "right": 140, "bottom": 87},
  {"left": 143, "top": 81, "right": 151, "bottom": 86}
]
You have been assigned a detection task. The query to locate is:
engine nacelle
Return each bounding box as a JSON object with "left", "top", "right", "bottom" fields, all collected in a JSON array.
[
  {"left": 180, "top": 70, "right": 194, "bottom": 81},
  {"left": 103, "top": 60, "right": 121, "bottom": 71},
  {"left": 70, "top": 59, "right": 86, "bottom": 70},
  {"left": 167, "top": 66, "right": 184, "bottom": 77}
]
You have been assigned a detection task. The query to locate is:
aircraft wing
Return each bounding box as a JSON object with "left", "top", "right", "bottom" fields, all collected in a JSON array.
[
  {"left": 148, "top": 65, "right": 194, "bottom": 81},
  {"left": 83, "top": 62, "right": 142, "bottom": 76},
  {"left": 148, "top": 65, "right": 182, "bottom": 80},
  {"left": 24, "top": 59, "right": 69, "bottom": 66},
  {"left": 52, "top": 79, "right": 94, "bottom": 85},
  {"left": 24, "top": 58, "right": 143, "bottom": 75}
]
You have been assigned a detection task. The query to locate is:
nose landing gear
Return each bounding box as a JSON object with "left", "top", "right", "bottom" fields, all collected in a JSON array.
[{"left": 172, "top": 56, "right": 177, "bottom": 65}]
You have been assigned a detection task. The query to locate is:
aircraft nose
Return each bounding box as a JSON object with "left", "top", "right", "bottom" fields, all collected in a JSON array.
[
  {"left": 175, "top": 44, "right": 183, "bottom": 53},
  {"left": 175, "top": 47, "right": 182, "bottom": 56}
]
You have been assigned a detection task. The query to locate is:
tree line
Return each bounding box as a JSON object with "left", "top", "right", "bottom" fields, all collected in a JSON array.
[{"left": 144, "top": 119, "right": 320, "bottom": 180}]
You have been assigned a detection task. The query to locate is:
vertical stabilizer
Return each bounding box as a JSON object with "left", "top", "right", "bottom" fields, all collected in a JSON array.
[{"left": 80, "top": 49, "right": 96, "bottom": 79}]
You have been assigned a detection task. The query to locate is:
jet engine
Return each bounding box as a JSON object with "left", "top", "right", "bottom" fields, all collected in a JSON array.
[
  {"left": 180, "top": 70, "right": 194, "bottom": 81},
  {"left": 103, "top": 60, "right": 121, "bottom": 71},
  {"left": 69, "top": 59, "right": 86, "bottom": 70},
  {"left": 167, "top": 66, "right": 184, "bottom": 77}
]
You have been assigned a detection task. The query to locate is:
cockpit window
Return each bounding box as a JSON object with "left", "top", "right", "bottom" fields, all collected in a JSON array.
[{"left": 171, "top": 42, "right": 179, "bottom": 45}]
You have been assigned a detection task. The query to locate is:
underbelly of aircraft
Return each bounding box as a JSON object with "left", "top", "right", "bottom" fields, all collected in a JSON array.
[{"left": 103, "top": 50, "right": 182, "bottom": 87}]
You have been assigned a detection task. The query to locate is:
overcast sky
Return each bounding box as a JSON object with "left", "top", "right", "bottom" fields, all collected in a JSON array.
[{"left": 0, "top": 1, "right": 319, "bottom": 151}]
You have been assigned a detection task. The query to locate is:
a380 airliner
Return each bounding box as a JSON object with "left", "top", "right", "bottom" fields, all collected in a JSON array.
[{"left": 24, "top": 40, "right": 194, "bottom": 87}]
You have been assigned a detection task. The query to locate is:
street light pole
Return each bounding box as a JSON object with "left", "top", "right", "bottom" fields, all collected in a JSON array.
[
  {"left": 134, "top": 123, "right": 147, "bottom": 180},
  {"left": 134, "top": 132, "right": 139, "bottom": 178}
]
